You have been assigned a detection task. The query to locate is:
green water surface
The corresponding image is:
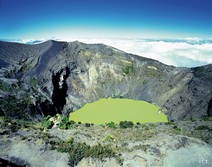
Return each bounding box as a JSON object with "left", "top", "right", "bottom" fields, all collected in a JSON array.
[{"left": 69, "top": 98, "right": 168, "bottom": 124}]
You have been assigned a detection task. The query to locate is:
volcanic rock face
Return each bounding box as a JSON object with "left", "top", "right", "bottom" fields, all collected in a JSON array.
[{"left": 0, "top": 40, "right": 212, "bottom": 120}]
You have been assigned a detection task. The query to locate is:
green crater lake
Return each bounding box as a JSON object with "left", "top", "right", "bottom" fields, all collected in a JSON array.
[{"left": 69, "top": 98, "right": 168, "bottom": 124}]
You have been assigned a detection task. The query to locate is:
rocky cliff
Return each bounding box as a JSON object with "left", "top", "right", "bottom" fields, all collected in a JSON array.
[{"left": 0, "top": 40, "right": 212, "bottom": 120}]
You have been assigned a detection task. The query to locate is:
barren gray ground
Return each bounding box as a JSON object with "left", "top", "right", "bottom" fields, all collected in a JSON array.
[{"left": 0, "top": 117, "right": 211, "bottom": 167}]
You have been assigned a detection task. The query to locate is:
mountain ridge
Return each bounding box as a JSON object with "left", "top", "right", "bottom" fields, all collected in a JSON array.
[{"left": 0, "top": 40, "right": 211, "bottom": 120}]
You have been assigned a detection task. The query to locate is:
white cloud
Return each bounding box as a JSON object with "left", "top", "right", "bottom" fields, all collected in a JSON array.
[
  {"left": 69, "top": 38, "right": 212, "bottom": 67},
  {"left": 0, "top": 39, "right": 46, "bottom": 44},
  {"left": 2, "top": 38, "right": 212, "bottom": 67}
]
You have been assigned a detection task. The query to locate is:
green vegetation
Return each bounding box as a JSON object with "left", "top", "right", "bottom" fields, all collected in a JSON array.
[
  {"left": 202, "top": 116, "right": 212, "bottom": 121},
  {"left": 30, "top": 78, "right": 38, "bottom": 89},
  {"left": 173, "top": 125, "right": 181, "bottom": 132},
  {"left": 119, "top": 121, "right": 134, "bottom": 128},
  {"left": 70, "top": 98, "right": 168, "bottom": 124},
  {"left": 0, "top": 95, "right": 33, "bottom": 119},
  {"left": 195, "top": 125, "right": 211, "bottom": 131},
  {"left": 142, "top": 80, "right": 148, "bottom": 85},
  {"left": 59, "top": 115, "right": 70, "bottom": 129},
  {"left": 106, "top": 121, "right": 116, "bottom": 128},
  {"left": 41, "top": 114, "right": 100, "bottom": 130},
  {"left": 123, "top": 64, "right": 134, "bottom": 75},
  {"left": 41, "top": 114, "right": 80, "bottom": 130},
  {"left": 0, "top": 81, "right": 11, "bottom": 92},
  {"left": 85, "top": 123, "right": 91, "bottom": 127},
  {"left": 0, "top": 116, "right": 34, "bottom": 134},
  {"left": 22, "top": 62, "right": 33, "bottom": 72},
  {"left": 5, "top": 68, "right": 16, "bottom": 78},
  {"left": 42, "top": 116, "right": 54, "bottom": 129},
  {"left": 42, "top": 120, "right": 54, "bottom": 129},
  {"left": 165, "top": 120, "right": 175, "bottom": 125},
  {"left": 103, "top": 134, "right": 115, "bottom": 142},
  {"left": 54, "top": 138, "right": 120, "bottom": 167}
]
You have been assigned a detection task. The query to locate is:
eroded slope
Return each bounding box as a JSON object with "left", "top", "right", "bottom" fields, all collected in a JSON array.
[{"left": 0, "top": 40, "right": 212, "bottom": 120}]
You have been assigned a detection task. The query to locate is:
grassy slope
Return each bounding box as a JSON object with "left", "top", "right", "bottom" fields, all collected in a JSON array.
[{"left": 69, "top": 98, "right": 168, "bottom": 124}]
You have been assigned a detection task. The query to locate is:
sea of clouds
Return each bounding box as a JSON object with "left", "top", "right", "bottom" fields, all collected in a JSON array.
[
  {"left": 1, "top": 38, "right": 212, "bottom": 68},
  {"left": 74, "top": 38, "right": 212, "bottom": 68}
]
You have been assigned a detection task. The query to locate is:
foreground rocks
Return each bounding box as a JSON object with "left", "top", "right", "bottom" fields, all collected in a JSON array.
[{"left": 0, "top": 117, "right": 211, "bottom": 167}]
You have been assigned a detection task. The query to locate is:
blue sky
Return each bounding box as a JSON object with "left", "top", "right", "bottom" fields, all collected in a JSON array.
[{"left": 0, "top": 0, "right": 212, "bottom": 39}]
